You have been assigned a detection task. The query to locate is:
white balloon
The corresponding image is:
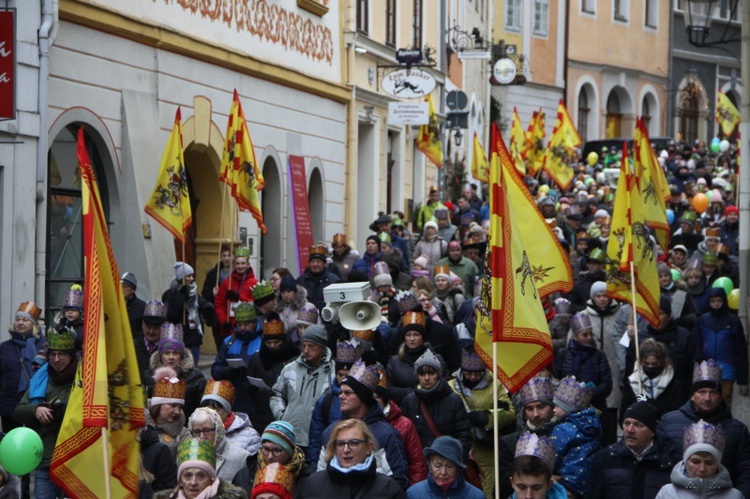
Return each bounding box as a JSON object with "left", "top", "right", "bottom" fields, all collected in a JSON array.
[{"left": 720, "top": 140, "right": 730, "bottom": 152}]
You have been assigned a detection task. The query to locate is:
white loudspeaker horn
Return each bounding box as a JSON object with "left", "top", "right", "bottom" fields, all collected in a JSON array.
[{"left": 339, "top": 301, "right": 382, "bottom": 331}]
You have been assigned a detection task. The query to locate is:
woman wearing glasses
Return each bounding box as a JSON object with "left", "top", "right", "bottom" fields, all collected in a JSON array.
[
  {"left": 295, "top": 419, "right": 404, "bottom": 498},
  {"left": 252, "top": 421, "right": 307, "bottom": 486}
]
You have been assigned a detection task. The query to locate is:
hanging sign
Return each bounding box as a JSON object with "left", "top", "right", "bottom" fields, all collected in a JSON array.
[
  {"left": 381, "top": 68, "right": 436, "bottom": 99},
  {"left": 0, "top": 11, "right": 15, "bottom": 120}
]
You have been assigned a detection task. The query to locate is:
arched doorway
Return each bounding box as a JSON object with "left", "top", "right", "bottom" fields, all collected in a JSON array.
[
  {"left": 577, "top": 84, "right": 593, "bottom": 142},
  {"left": 606, "top": 92, "right": 622, "bottom": 138},
  {"left": 308, "top": 162, "right": 325, "bottom": 243},
  {"left": 260, "top": 154, "right": 283, "bottom": 278},
  {"left": 640, "top": 92, "right": 658, "bottom": 135}
]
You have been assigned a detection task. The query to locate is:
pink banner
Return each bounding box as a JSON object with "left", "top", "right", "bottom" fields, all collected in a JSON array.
[
  {"left": 0, "top": 11, "right": 15, "bottom": 120},
  {"left": 288, "top": 155, "right": 314, "bottom": 274}
]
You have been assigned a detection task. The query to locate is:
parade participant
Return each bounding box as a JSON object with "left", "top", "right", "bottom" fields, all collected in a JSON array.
[
  {"left": 568, "top": 248, "right": 607, "bottom": 310},
  {"left": 201, "top": 379, "right": 261, "bottom": 457},
  {"left": 381, "top": 251, "right": 414, "bottom": 292},
  {"left": 719, "top": 206, "right": 739, "bottom": 256},
  {"left": 509, "top": 432, "right": 567, "bottom": 499},
  {"left": 153, "top": 438, "right": 245, "bottom": 499},
  {"left": 434, "top": 208, "right": 457, "bottom": 244},
  {"left": 431, "top": 265, "right": 464, "bottom": 324},
  {"left": 122, "top": 271, "right": 146, "bottom": 335},
  {"left": 254, "top": 421, "right": 307, "bottom": 485},
  {"left": 451, "top": 195, "right": 481, "bottom": 227},
  {"left": 656, "top": 420, "right": 742, "bottom": 499},
  {"left": 371, "top": 213, "right": 410, "bottom": 271},
  {"left": 253, "top": 281, "right": 278, "bottom": 318},
  {"left": 52, "top": 284, "right": 84, "bottom": 349},
  {"left": 211, "top": 303, "right": 264, "bottom": 415},
  {"left": 621, "top": 339, "right": 685, "bottom": 416},
  {"left": 148, "top": 367, "right": 190, "bottom": 456},
  {"left": 187, "top": 407, "right": 252, "bottom": 490},
  {"left": 658, "top": 262, "right": 698, "bottom": 331},
  {"left": 671, "top": 212, "right": 704, "bottom": 256},
  {"left": 351, "top": 235, "right": 383, "bottom": 280},
  {"left": 296, "top": 419, "right": 404, "bottom": 498},
  {"left": 657, "top": 360, "right": 750, "bottom": 498},
  {"left": 134, "top": 300, "right": 167, "bottom": 380},
  {"left": 416, "top": 186, "right": 445, "bottom": 232},
  {"left": 202, "top": 244, "right": 234, "bottom": 350},
  {"left": 246, "top": 315, "right": 299, "bottom": 432},
  {"left": 275, "top": 274, "right": 315, "bottom": 340},
  {"left": 297, "top": 243, "right": 342, "bottom": 311},
  {"left": 215, "top": 246, "right": 259, "bottom": 338},
  {"left": 270, "top": 324, "right": 335, "bottom": 453},
  {"left": 250, "top": 462, "right": 294, "bottom": 499},
  {"left": 670, "top": 245, "right": 689, "bottom": 270},
  {"left": 14, "top": 328, "right": 77, "bottom": 499},
  {"left": 163, "top": 261, "right": 216, "bottom": 364},
  {"left": 269, "top": 268, "right": 292, "bottom": 295},
  {"left": 138, "top": 420, "right": 179, "bottom": 498},
  {"left": 149, "top": 323, "right": 207, "bottom": 419},
  {"left": 330, "top": 233, "right": 358, "bottom": 281},
  {"left": 406, "top": 436, "right": 484, "bottom": 499},
  {"left": 588, "top": 401, "right": 678, "bottom": 499},
  {"left": 548, "top": 298, "right": 573, "bottom": 352},
  {"left": 413, "top": 221, "right": 447, "bottom": 274},
  {"left": 435, "top": 241, "right": 478, "bottom": 298}
]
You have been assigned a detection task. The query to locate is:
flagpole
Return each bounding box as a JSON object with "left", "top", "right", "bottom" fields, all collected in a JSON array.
[
  {"left": 215, "top": 182, "right": 229, "bottom": 290},
  {"left": 629, "top": 261, "right": 642, "bottom": 394},
  {"left": 493, "top": 341, "right": 500, "bottom": 499},
  {"left": 100, "top": 428, "right": 112, "bottom": 499}
]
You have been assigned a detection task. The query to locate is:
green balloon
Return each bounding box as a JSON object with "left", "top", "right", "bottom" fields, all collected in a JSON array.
[
  {"left": 712, "top": 277, "right": 734, "bottom": 297},
  {"left": 711, "top": 141, "right": 721, "bottom": 153},
  {"left": 0, "top": 427, "right": 43, "bottom": 475},
  {"left": 670, "top": 268, "right": 682, "bottom": 281}
]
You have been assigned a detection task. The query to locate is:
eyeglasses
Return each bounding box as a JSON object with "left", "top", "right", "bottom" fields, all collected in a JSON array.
[
  {"left": 260, "top": 445, "right": 286, "bottom": 456},
  {"left": 335, "top": 438, "right": 365, "bottom": 450},
  {"left": 191, "top": 428, "right": 215, "bottom": 437},
  {"left": 339, "top": 389, "right": 356, "bottom": 397}
]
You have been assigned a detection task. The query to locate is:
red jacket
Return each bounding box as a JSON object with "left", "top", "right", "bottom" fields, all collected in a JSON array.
[
  {"left": 214, "top": 268, "right": 258, "bottom": 336},
  {"left": 386, "top": 399, "right": 427, "bottom": 485}
]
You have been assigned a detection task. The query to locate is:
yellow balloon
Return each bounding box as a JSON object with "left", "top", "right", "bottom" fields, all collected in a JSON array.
[
  {"left": 587, "top": 152, "right": 599, "bottom": 166},
  {"left": 728, "top": 288, "right": 740, "bottom": 310}
]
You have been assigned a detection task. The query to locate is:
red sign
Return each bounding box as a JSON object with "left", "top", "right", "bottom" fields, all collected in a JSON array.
[
  {"left": 0, "top": 11, "right": 14, "bottom": 120},
  {"left": 288, "top": 155, "right": 314, "bottom": 274}
]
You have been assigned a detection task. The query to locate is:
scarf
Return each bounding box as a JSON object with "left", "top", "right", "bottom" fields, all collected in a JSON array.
[
  {"left": 329, "top": 453, "right": 375, "bottom": 474},
  {"left": 629, "top": 365, "right": 674, "bottom": 400},
  {"left": 434, "top": 476, "right": 457, "bottom": 493},
  {"left": 223, "top": 412, "right": 236, "bottom": 431},
  {"left": 176, "top": 477, "right": 220, "bottom": 499}
]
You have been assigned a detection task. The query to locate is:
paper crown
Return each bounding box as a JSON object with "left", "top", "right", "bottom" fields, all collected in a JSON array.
[
  {"left": 515, "top": 431, "right": 557, "bottom": 468},
  {"left": 263, "top": 317, "right": 285, "bottom": 337},
  {"left": 336, "top": 339, "right": 363, "bottom": 365},
  {"left": 159, "top": 322, "right": 185, "bottom": 351},
  {"left": 396, "top": 290, "right": 420, "bottom": 314},
  {"left": 296, "top": 306, "right": 319, "bottom": 326},
  {"left": 588, "top": 248, "right": 605, "bottom": 263},
  {"left": 553, "top": 298, "right": 572, "bottom": 317},
  {"left": 703, "top": 252, "right": 718, "bottom": 264},
  {"left": 546, "top": 219, "right": 558, "bottom": 230},
  {"left": 686, "top": 257, "right": 703, "bottom": 271},
  {"left": 401, "top": 310, "right": 427, "bottom": 333},
  {"left": 684, "top": 420, "right": 725, "bottom": 457},
  {"left": 308, "top": 243, "right": 328, "bottom": 260},
  {"left": 234, "top": 246, "right": 250, "bottom": 258},
  {"left": 518, "top": 376, "right": 555, "bottom": 406},
  {"left": 352, "top": 329, "right": 375, "bottom": 344},
  {"left": 461, "top": 349, "right": 485, "bottom": 372},
  {"left": 152, "top": 367, "right": 186, "bottom": 404},
  {"left": 47, "top": 328, "right": 76, "bottom": 351},
  {"left": 143, "top": 300, "right": 167, "bottom": 321},
  {"left": 333, "top": 233, "right": 347, "bottom": 245},
  {"left": 252, "top": 281, "right": 275, "bottom": 304},
  {"left": 434, "top": 265, "right": 451, "bottom": 280},
  {"left": 16, "top": 301, "right": 42, "bottom": 323},
  {"left": 373, "top": 261, "right": 390, "bottom": 277},
  {"left": 203, "top": 379, "right": 236, "bottom": 406},
  {"left": 554, "top": 376, "right": 593, "bottom": 413},
  {"left": 570, "top": 312, "right": 592, "bottom": 335},
  {"left": 693, "top": 359, "right": 722, "bottom": 385},
  {"left": 705, "top": 227, "right": 722, "bottom": 239},
  {"left": 377, "top": 232, "right": 391, "bottom": 244},
  {"left": 62, "top": 284, "right": 84, "bottom": 311},
  {"left": 681, "top": 212, "right": 698, "bottom": 225},
  {"left": 344, "top": 359, "right": 381, "bottom": 392},
  {"left": 252, "top": 462, "right": 295, "bottom": 498},
  {"left": 177, "top": 437, "right": 216, "bottom": 469},
  {"left": 377, "top": 366, "right": 387, "bottom": 390},
  {"left": 234, "top": 302, "right": 257, "bottom": 323},
  {"left": 716, "top": 243, "right": 730, "bottom": 256}
]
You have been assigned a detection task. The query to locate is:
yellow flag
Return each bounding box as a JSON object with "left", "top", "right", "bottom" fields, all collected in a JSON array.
[
  {"left": 471, "top": 132, "right": 489, "bottom": 182},
  {"left": 605, "top": 142, "right": 660, "bottom": 326},
  {"left": 542, "top": 100, "right": 581, "bottom": 191},
  {"left": 522, "top": 110, "right": 546, "bottom": 175},
  {"left": 474, "top": 122, "right": 553, "bottom": 393},
  {"left": 417, "top": 94, "right": 444, "bottom": 168},
  {"left": 50, "top": 128, "right": 145, "bottom": 498},
  {"left": 222, "top": 90, "right": 267, "bottom": 234},
  {"left": 634, "top": 118, "right": 670, "bottom": 250},
  {"left": 509, "top": 108, "right": 527, "bottom": 174},
  {"left": 144, "top": 108, "right": 192, "bottom": 243},
  {"left": 606, "top": 116, "right": 617, "bottom": 138},
  {"left": 716, "top": 91, "right": 740, "bottom": 136}
]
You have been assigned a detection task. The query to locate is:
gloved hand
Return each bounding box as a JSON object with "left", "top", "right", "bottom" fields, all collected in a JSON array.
[
  {"left": 226, "top": 290, "right": 240, "bottom": 301},
  {"left": 635, "top": 393, "right": 648, "bottom": 402},
  {"left": 740, "top": 385, "right": 749, "bottom": 396},
  {"left": 467, "top": 410, "right": 490, "bottom": 428}
]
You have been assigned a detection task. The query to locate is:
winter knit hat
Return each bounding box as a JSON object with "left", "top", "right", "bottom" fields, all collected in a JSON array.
[
  {"left": 589, "top": 281, "right": 607, "bottom": 300},
  {"left": 262, "top": 421, "right": 296, "bottom": 456},
  {"left": 414, "top": 349, "right": 442, "bottom": 375},
  {"left": 300, "top": 324, "right": 328, "bottom": 348},
  {"left": 120, "top": 272, "right": 138, "bottom": 290},
  {"left": 414, "top": 254, "right": 429, "bottom": 269},
  {"left": 173, "top": 262, "right": 195, "bottom": 281},
  {"left": 622, "top": 401, "right": 659, "bottom": 434},
  {"left": 280, "top": 274, "right": 297, "bottom": 293}
]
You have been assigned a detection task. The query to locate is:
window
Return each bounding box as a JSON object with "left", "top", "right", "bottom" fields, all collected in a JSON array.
[
  {"left": 412, "top": 0, "right": 422, "bottom": 48},
  {"left": 614, "top": 0, "right": 629, "bottom": 21},
  {"left": 578, "top": 88, "right": 590, "bottom": 143},
  {"left": 679, "top": 85, "right": 700, "bottom": 144},
  {"left": 581, "top": 0, "right": 595, "bottom": 14},
  {"left": 533, "top": 0, "right": 549, "bottom": 35},
  {"left": 506, "top": 0, "right": 522, "bottom": 30},
  {"left": 641, "top": 96, "right": 652, "bottom": 131},
  {"left": 645, "top": 0, "right": 657, "bottom": 27},
  {"left": 386, "top": 0, "right": 396, "bottom": 47},
  {"left": 606, "top": 92, "right": 622, "bottom": 138},
  {"left": 357, "top": 0, "right": 368, "bottom": 34}
]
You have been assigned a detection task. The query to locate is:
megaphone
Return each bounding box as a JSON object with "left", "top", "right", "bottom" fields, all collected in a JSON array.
[
  {"left": 321, "top": 282, "right": 373, "bottom": 324},
  {"left": 339, "top": 301, "right": 382, "bottom": 331}
]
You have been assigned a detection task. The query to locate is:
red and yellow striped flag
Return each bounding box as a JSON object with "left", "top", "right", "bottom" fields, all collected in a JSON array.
[
  {"left": 471, "top": 132, "right": 489, "bottom": 182},
  {"left": 542, "top": 100, "right": 581, "bottom": 191},
  {"left": 634, "top": 118, "right": 670, "bottom": 250},
  {"left": 716, "top": 91, "right": 740, "bottom": 137},
  {"left": 417, "top": 94, "right": 444, "bottom": 168},
  {"left": 474, "top": 122, "right": 553, "bottom": 393},
  {"left": 521, "top": 110, "right": 546, "bottom": 175},
  {"left": 222, "top": 90, "right": 267, "bottom": 234},
  {"left": 50, "top": 128, "right": 146, "bottom": 498},
  {"left": 144, "top": 108, "right": 192, "bottom": 243},
  {"left": 605, "top": 142, "right": 661, "bottom": 326},
  {"left": 509, "top": 107, "right": 527, "bottom": 174}
]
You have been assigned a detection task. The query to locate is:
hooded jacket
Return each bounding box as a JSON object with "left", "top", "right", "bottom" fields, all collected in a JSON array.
[
  {"left": 385, "top": 400, "right": 428, "bottom": 485},
  {"left": 246, "top": 338, "right": 299, "bottom": 432},
  {"left": 297, "top": 267, "right": 342, "bottom": 311},
  {"left": 551, "top": 407, "right": 602, "bottom": 496},
  {"left": 215, "top": 267, "right": 259, "bottom": 332},
  {"left": 696, "top": 288, "right": 748, "bottom": 385},
  {"left": 224, "top": 411, "right": 261, "bottom": 457},
  {"left": 655, "top": 461, "right": 743, "bottom": 499},
  {"left": 553, "top": 339, "right": 612, "bottom": 411}
]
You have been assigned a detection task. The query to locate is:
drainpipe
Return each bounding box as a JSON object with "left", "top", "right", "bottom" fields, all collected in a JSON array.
[
  {"left": 344, "top": 5, "right": 358, "bottom": 245},
  {"left": 737, "top": 0, "right": 749, "bottom": 338},
  {"left": 35, "top": 0, "right": 58, "bottom": 312}
]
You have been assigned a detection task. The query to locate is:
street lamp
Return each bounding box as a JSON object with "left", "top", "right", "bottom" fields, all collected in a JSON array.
[{"left": 683, "top": 0, "right": 740, "bottom": 47}]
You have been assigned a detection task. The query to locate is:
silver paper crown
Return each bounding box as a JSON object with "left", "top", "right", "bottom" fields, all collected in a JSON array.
[
  {"left": 683, "top": 420, "right": 726, "bottom": 455},
  {"left": 144, "top": 299, "right": 167, "bottom": 319},
  {"left": 160, "top": 322, "right": 184, "bottom": 342},
  {"left": 395, "top": 290, "right": 420, "bottom": 313},
  {"left": 373, "top": 261, "right": 390, "bottom": 277},
  {"left": 693, "top": 359, "right": 722, "bottom": 385},
  {"left": 345, "top": 359, "right": 381, "bottom": 392},
  {"left": 515, "top": 431, "right": 556, "bottom": 468},
  {"left": 554, "top": 376, "right": 593, "bottom": 413},
  {"left": 62, "top": 286, "right": 84, "bottom": 311},
  {"left": 336, "top": 339, "right": 363, "bottom": 365},
  {"left": 296, "top": 306, "right": 319, "bottom": 326},
  {"left": 461, "top": 349, "right": 485, "bottom": 372},
  {"left": 570, "top": 312, "right": 592, "bottom": 335},
  {"left": 519, "top": 376, "right": 554, "bottom": 406}
]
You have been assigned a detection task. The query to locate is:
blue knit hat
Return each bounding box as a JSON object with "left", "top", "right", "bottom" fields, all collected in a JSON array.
[{"left": 262, "top": 421, "right": 296, "bottom": 456}]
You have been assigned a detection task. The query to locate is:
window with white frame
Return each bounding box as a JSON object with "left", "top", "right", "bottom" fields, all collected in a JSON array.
[
  {"left": 581, "top": 0, "right": 595, "bottom": 14},
  {"left": 506, "top": 0, "right": 522, "bottom": 30},
  {"left": 614, "top": 0, "right": 629, "bottom": 21},
  {"left": 533, "top": 0, "right": 549, "bottom": 35},
  {"left": 645, "top": 0, "right": 657, "bottom": 27}
]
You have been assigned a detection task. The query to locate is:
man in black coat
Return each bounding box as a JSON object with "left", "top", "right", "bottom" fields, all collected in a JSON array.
[
  {"left": 297, "top": 244, "right": 341, "bottom": 311},
  {"left": 122, "top": 272, "right": 146, "bottom": 336},
  {"left": 586, "top": 401, "right": 678, "bottom": 499},
  {"left": 656, "top": 360, "right": 750, "bottom": 498},
  {"left": 133, "top": 299, "right": 167, "bottom": 381}
]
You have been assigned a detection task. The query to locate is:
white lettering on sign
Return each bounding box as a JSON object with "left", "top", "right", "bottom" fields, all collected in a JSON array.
[
  {"left": 0, "top": 73, "right": 8, "bottom": 84},
  {"left": 0, "top": 42, "right": 10, "bottom": 58}
]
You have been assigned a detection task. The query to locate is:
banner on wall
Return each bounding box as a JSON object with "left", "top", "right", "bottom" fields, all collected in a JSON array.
[
  {"left": 288, "top": 155, "right": 314, "bottom": 274},
  {"left": 0, "top": 11, "right": 15, "bottom": 120}
]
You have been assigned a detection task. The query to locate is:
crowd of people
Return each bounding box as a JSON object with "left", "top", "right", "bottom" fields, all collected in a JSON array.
[{"left": 3, "top": 137, "right": 749, "bottom": 499}]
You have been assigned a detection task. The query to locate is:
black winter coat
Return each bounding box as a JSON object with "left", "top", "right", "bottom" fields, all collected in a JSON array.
[
  {"left": 245, "top": 339, "right": 298, "bottom": 432},
  {"left": 139, "top": 425, "right": 177, "bottom": 499},
  {"left": 498, "top": 422, "right": 556, "bottom": 499},
  {"left": 400, "top": 379, "right": 472, "bottom": 460},
  {"left": 389, "top": 319, "right": 461, "bottom": 373},
  {"left": 585, "top": 436, "right": 678, "bottom": 499},
  {"left": 295, "top": 458, "right": 404, "bottom": 499},
  {"left": 162, "top": 286, "right": 216, "bottom": 347},
  {"left": 553, "top": 339, "right": 612, "bottom": 410},
  {"left": 126, "top": 294, "right": 146, "bottom": 339},
  {"left": 657, "top": 400, "right": 750, "bottom": 498},
  {"left": 297, "top": 268, "right": 341, "bottom": 311},
  {"left": 619, "top": 374, "right": 684, "bottom": 416}
]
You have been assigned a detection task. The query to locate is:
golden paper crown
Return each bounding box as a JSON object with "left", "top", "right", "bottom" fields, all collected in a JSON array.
[
  {"left": 203, "top": 379, "right": 235, "bottom": 405},
  {"left": 152, "top": 368, "right": 186, "bottom": 404},
  {"left": 333, "top": 233, "right": 347, "bottom": 245},
  {"left": 401, "top": 310, "right": 427, "bottom": 331},
  {"left": 263, "top": 318, "right": 285, "bottom": 337},
  {"left": 352, "top": 329, "right": 375, "bottom": 343}
]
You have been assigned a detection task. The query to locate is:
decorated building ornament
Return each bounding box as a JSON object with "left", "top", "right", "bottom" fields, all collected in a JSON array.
[{"left": 515, "top": 431, "right": 557, "bottom": 468}]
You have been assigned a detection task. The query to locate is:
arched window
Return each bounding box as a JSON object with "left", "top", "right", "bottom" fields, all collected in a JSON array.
[
  {"left": 641, "top": 96, "right": 652, "bottom": 131},
  {"left": 606, "top": 92, "right": 622, "bottom": 137},
  {"left": 679, "top": 84, "right": 701, "bottom": 144},
  {"left": 578, "top": 87, "right": 590, "bottom": 142}
]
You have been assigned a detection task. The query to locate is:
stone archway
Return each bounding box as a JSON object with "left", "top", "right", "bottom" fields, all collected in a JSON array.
[
  {"left": 260, "top": 153, "right": 283, "bottom": 278},
  {"left": 308, "top": 158, "right": 325, "bottom": 243}
]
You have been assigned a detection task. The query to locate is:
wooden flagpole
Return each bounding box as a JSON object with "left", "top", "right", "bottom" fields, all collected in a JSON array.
[
  {"left": 215, "top": 181, "right": 230, "bottom": 289},
  {"left": 493, "top": 341, "right": 500, "bottom": 499},
  {"left": 629, "top": 261, "right": 642, "bottom": 394},
  {"left": 101, "top": 428, "right": 112, "bottom": 499}
]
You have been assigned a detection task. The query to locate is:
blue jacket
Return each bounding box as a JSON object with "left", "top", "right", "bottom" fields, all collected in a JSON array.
[
  {"left": 351, "top": 251, "right": 383, "bottom": 279},
  {"left": 406, "top": 474, "right": 484, "bottom": 499},
  {"left": 318, "top": 403, "right": 409, "bottom": 490},
  {"left": 550, "top": 407, "right": 602, "bottom": 496},
  {"left": 0, "top": 333, "right": 47, "bottom": 419},
  {"left": 696, "top": 288, "right": 748, "bottom": 384},
  {"left": 306, "top": 381, "right": 343, "bottom": 465},
  {"left": 211, "top": 321, "right": 263, "bottom": 414}
]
